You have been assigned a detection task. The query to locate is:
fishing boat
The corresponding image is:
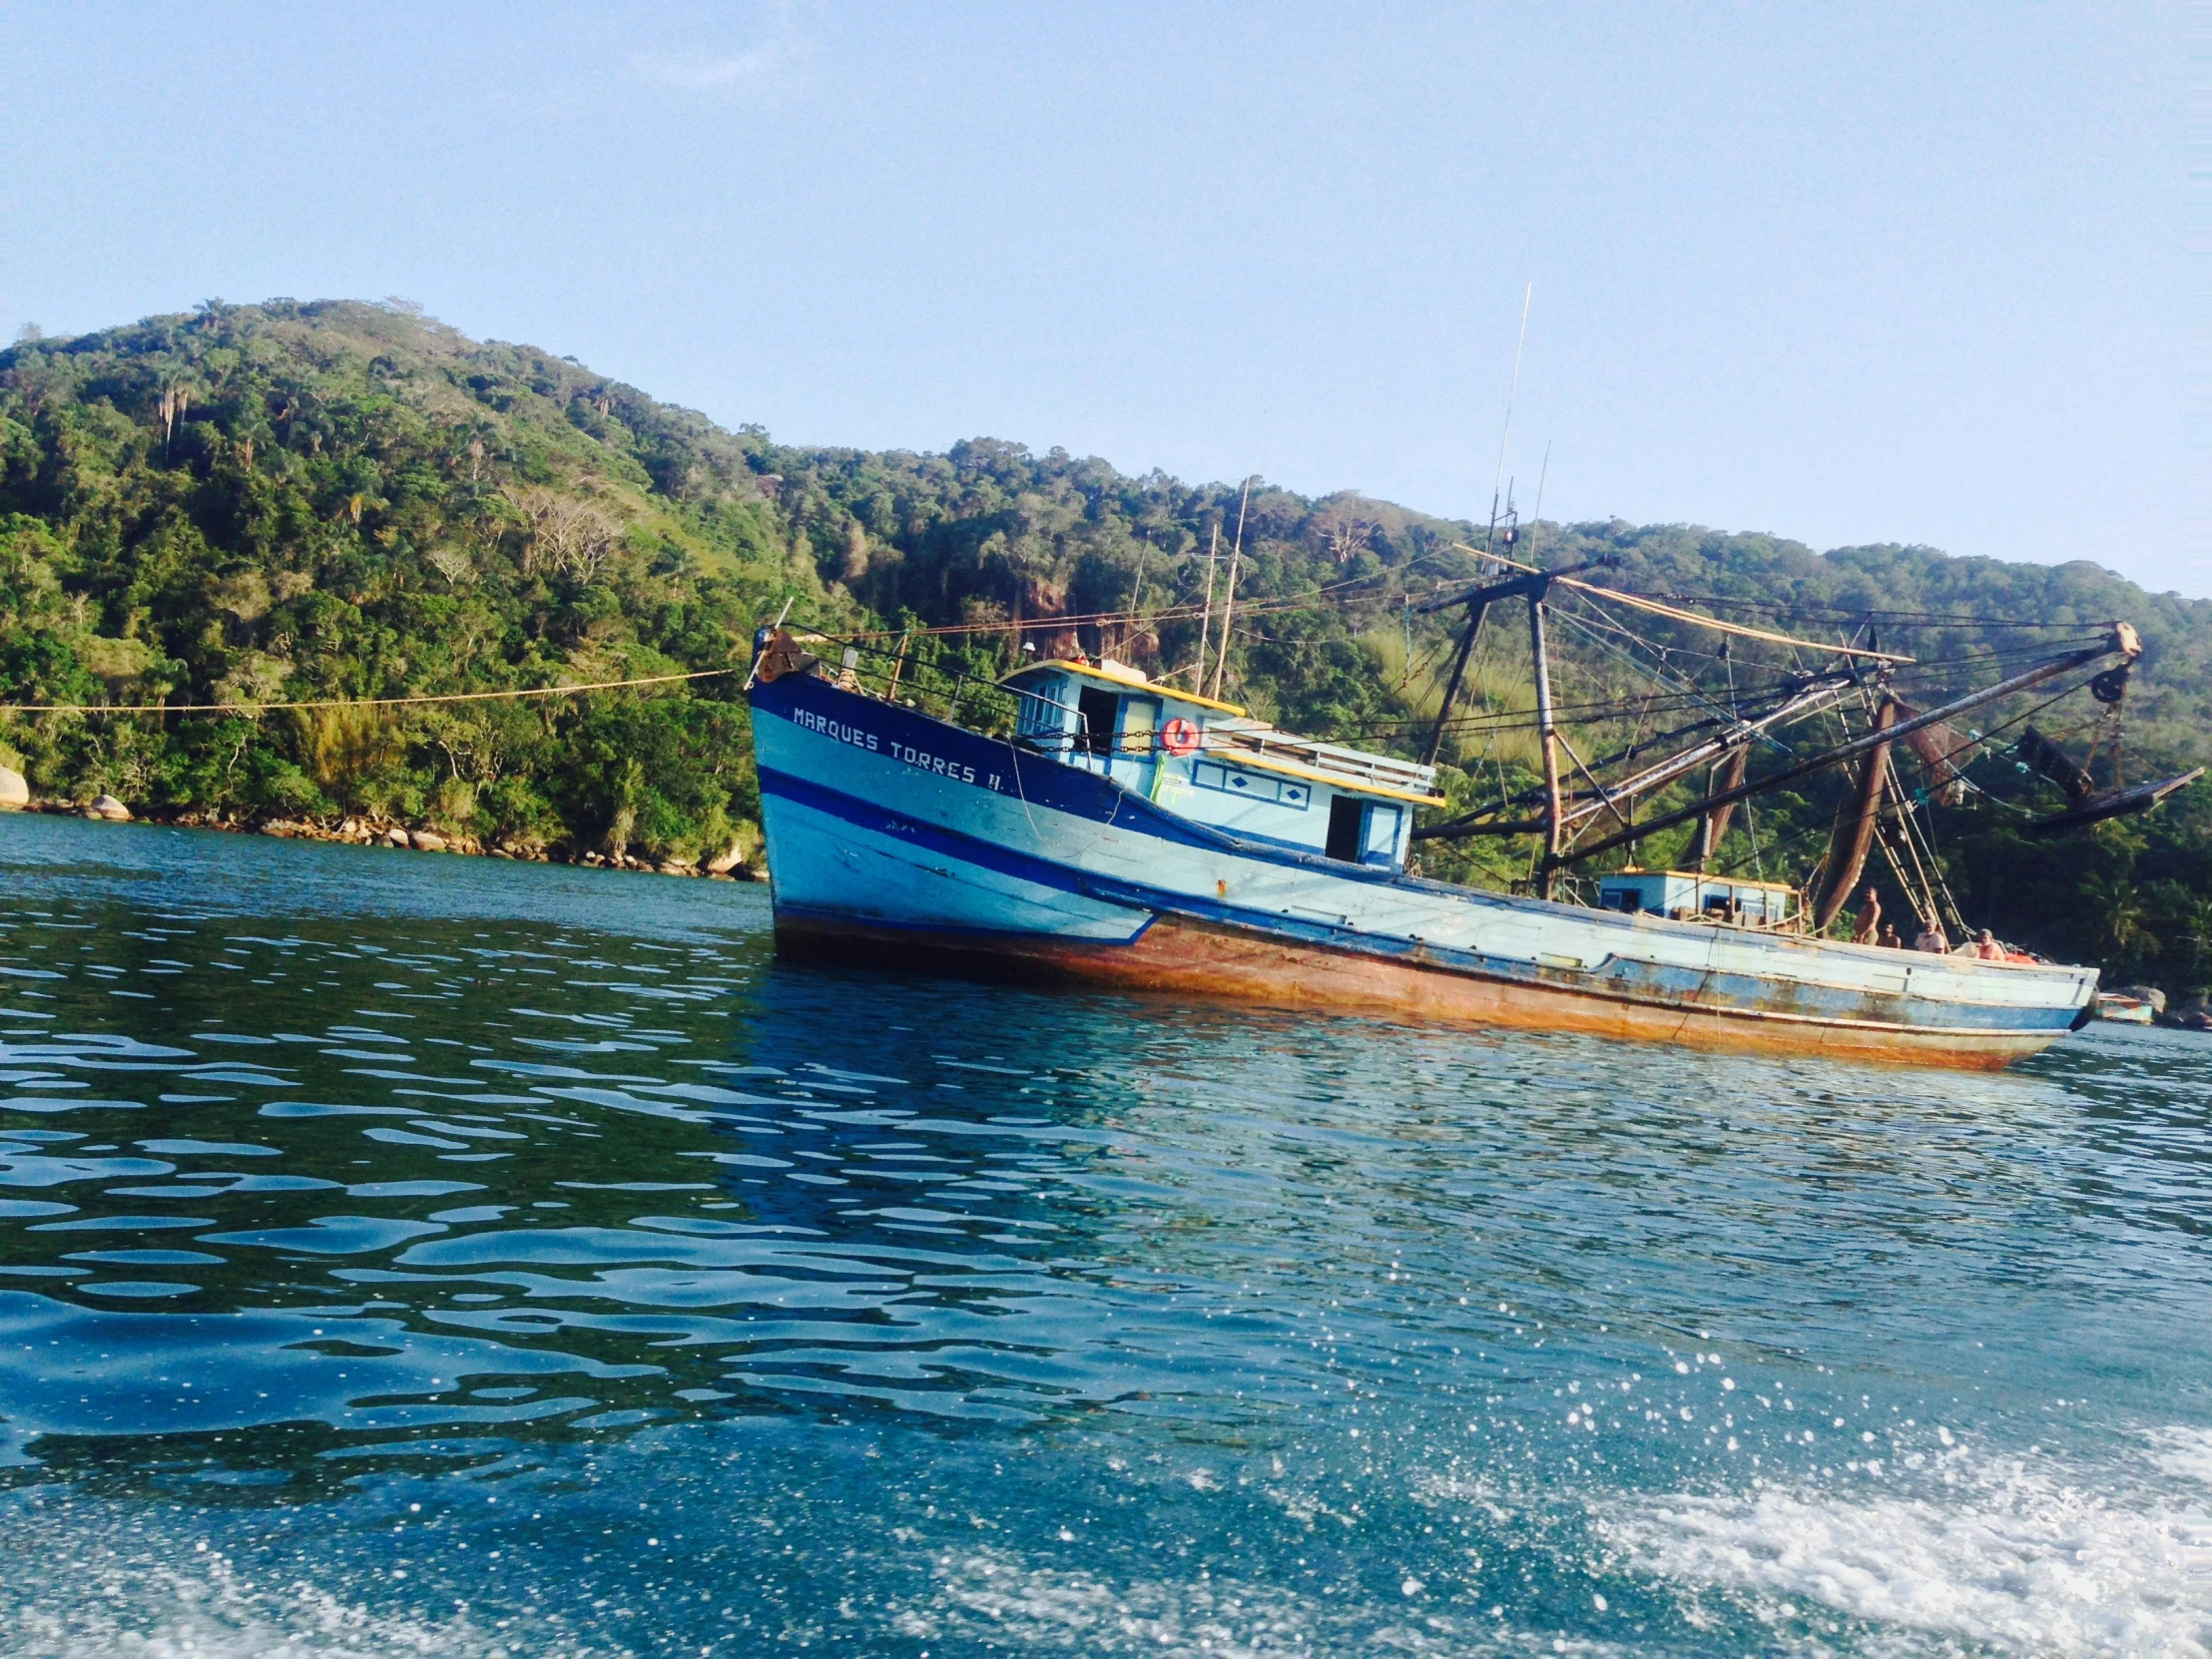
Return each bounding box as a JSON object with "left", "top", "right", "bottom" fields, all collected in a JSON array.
[
  {"left": 745, "top": 560, "right": 2195, "bottom": 1071},
  {"left": 2094, "top": 993, "right": 2156, "bottom": 1025}
]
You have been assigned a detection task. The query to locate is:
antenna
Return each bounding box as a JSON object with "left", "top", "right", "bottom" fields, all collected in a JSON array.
[
  {"left": 1526, "top": 439, "right": 1551, "bottom": 567},
  {"left": 1481, "top": 281, "right": 1533, "bottom": 568}
]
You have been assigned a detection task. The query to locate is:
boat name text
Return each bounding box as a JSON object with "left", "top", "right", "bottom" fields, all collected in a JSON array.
[
  {"left": 794, "top": 709, "right": 879, "bottom": 752},
  {"left": 888, "top": 740, "right": 979, "bottom": 785},
  {"left": 796, "top": 708, "right": 993, "bottom": 788}
]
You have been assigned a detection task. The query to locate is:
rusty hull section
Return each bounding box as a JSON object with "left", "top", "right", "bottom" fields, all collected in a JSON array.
[{"left": 775, "top": 910, "right": 2057, "bottom": 1072}]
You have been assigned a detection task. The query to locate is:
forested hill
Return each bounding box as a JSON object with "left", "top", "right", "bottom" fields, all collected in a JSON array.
[{"left": 5, "top": 298, "right": 2210, "bottom": 991}]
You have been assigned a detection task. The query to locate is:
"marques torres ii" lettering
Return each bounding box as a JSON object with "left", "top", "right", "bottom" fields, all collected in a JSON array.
[{"left": 795, "top": 707, "right": 1000, "bottom": 790}]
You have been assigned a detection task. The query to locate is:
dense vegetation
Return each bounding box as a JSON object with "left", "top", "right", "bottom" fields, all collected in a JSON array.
[{"left": 4, "top": 299, "right": 2209, "bottom": 990}]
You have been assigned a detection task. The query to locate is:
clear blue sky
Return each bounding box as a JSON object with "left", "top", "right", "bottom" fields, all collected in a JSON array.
[{"left": 3, "top": 3, "right": 2193, "bottom": 593}]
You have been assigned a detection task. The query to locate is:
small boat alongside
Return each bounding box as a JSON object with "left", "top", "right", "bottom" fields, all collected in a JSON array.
[{"left": 745, "top": 559, "right": 2196, "bottom": 1071}]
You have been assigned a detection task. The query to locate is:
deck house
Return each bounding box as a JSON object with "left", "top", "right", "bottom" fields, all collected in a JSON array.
[
  {"left": 1004, "top": 658, "right": 1443, "bottom": 872},
  {"left": 1595, "top": 868, "right": 1801, "bottom": 927}
]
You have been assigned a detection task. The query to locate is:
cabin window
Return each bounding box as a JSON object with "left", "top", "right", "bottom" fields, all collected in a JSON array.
[
  {"left": 1326, "top": 795, "right": 1365, "bottom": 861},
  {"left": 1016, "top": 675, "right": 1069, "bottom": 742},
  {"left": 1076, "top": 687, "right": 1119, "bottom": 758}
]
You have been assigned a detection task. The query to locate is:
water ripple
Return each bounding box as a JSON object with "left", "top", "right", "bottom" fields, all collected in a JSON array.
[{"left": 0, "top": 812, "right": 2207, "bottom": 1655}]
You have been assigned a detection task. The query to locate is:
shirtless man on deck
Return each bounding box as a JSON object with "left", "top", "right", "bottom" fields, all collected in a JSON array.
[{"left": 1851, "top": 887, "right": 1882, "bottom": 945}]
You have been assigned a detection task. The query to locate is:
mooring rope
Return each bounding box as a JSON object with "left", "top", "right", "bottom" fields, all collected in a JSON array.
[{"left": 0, "top": 667, "right": 738, "bottom": 717}]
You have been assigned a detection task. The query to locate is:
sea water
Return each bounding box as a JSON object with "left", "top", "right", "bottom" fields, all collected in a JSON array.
[{"left": 0, "top": 811, "right": 2205, "bottom": 1657}]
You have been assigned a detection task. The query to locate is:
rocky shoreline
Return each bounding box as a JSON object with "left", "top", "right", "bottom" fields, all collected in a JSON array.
[{"left": 0, "top": 772, "right": 767, "bottom": 881}]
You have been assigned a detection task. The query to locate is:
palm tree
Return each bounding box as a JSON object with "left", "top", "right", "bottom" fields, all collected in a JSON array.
[
  {"left": 2176, "top": 893, "right": 2212, "bottom": 986},
  {"left": 2078, "top": 869, "right": 2154, "bottom": 966}
]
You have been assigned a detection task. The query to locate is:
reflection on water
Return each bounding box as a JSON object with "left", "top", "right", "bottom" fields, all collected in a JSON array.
[{"left": 0, "top": 812, "right": 2208, "bottom": 1656}]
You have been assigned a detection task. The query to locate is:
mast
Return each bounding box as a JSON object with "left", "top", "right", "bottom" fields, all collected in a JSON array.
[
  {"left": 1195, "top": 521, "right": 1219, "bottom": 685},
  {"left": 1529, "top": 589, "right": 1564, "bottom": 896},
  {"left": 1122, "top": 536, "right": 1149, "bottom": 661},
  {"left": 1413, "top": 554, "right": 1620, "bottom": 774},
  {"left": 1420, "top": 599, "right": 1489, "bottom": 768},
  {"left": 1692, "top": 747, "right": 1751, "bottom": 870},
  {"left": 1812, "top": 694, "right": 1897, "bottom": 931},
  {"left": 1425, "top": 288, "right": 1534, "bottom": 758},
  {"left": 1211, "top": 478, "right": 1252, "bottom": 700}
]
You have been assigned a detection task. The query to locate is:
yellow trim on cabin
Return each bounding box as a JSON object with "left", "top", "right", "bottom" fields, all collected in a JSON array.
[
  {"left": 1210, "top": 746, "right": 1447, "bottom": 809},
  {"left": 1003, "top": 660, "right": 1247, "bottom": 717}
]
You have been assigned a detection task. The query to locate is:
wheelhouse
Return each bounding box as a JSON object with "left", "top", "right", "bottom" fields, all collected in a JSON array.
[
  {"left": 1004, "top": 657, "right": 1442, "bottom": 872},
  {"left": 1596, "top": 868, "right": 1800, "bottom": 927}
]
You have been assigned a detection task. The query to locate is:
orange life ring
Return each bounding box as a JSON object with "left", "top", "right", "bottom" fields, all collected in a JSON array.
[{"left": 1161, "top": 717, "right": 1200, "bottom": 756}]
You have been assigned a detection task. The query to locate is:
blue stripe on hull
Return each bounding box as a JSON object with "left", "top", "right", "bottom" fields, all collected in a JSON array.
[
  {"left": 759, "top": 775, "right": 1148, "bottom": 944},
  {"left": 756, "top": 758, "right": 2083, "bottom": 1037}
]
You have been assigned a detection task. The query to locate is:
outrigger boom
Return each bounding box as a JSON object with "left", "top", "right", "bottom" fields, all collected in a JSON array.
[{"left": 1545, "top": 625, "right": 2143, "bottom": 869}]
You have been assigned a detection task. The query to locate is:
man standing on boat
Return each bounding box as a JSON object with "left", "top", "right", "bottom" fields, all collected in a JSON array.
[{"left": 1852, "top": 886, "right": 1883, "bottom": 944}]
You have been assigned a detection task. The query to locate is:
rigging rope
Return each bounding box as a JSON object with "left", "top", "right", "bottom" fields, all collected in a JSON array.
[
  {"left": 0, "top": 667, "right": 737, "bottom": 717},
  {"left": 1554, "top": 577, "right": 1920, "bottom": 662}
]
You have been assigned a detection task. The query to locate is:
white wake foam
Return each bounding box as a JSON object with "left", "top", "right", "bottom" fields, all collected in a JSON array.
[
  {"left": 0, "top": 1540, "right": 617, "bottom": 1659},
  {"left": 889, "top": 1548, "right": 1331, "bottom": 1657},
  {"left": 1591, "top": 1437, "right": 2212, "bottom": 1657},
  {"left": 2150, "top": 1425, "right": 2212, "bottom": 1491},
  {"left": 885, "top": 1546, "right": 1627, "bottom": 1657}
]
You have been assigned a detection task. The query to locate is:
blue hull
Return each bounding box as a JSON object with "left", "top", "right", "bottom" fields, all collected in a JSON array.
[{"left": 749, "top": 671, "right": 2096, "bottom": 1069}]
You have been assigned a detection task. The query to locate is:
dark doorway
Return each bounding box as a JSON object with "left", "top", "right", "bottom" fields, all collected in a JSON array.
[
  {"left": 1076, "top": 687, "right": 1119, "bottom": 758},
  {"left": 1326, "top": 795, "right": 1365, "bottom": 861}
]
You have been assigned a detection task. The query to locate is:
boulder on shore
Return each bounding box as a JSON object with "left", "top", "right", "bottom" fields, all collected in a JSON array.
[
  {"left": 381, "top": 826, "right": 409, "bottom": 847},
  {"left": 90, "top": 794, "right": 131, "bottom": 822},
  {"left": 409, "top": 829, "right": 447, "bottom": 851},
  {"left": 0, "top": 768, "right": 27, "bottom": 811}
]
